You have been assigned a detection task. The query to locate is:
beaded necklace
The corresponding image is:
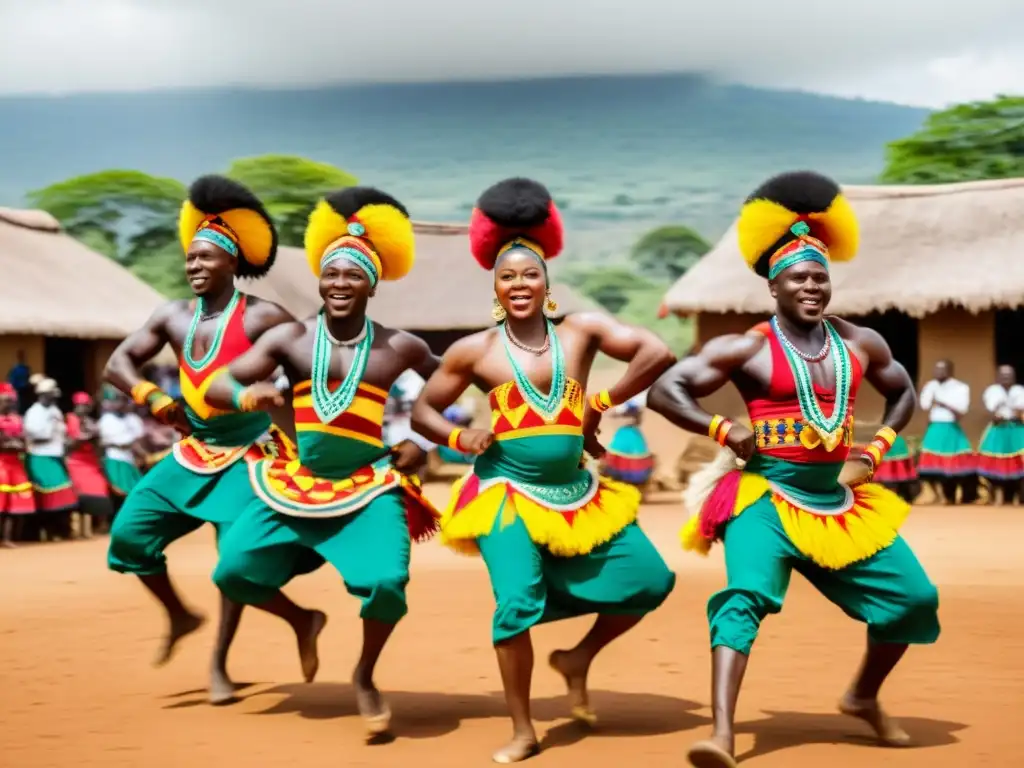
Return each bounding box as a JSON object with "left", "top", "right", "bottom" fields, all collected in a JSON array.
[
  {"left": 183, "top": 290, "right": 241, "bottom": 371},
  {"left": 771, "top": 316, "right": 851, "bottom": 451},
  {"left": 310, "top": 311, "right": 374, "bottom": 424},
  {"left": 500, "top": 319, "right": 566, "bottom": 420}
]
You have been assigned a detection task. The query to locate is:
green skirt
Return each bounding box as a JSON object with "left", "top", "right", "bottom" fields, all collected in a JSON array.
[
  {"left": 918, "top": 422, "right": 976, "bottom": 477},
  {"left": 24, "top": 455, "right": 78, "bottom": 513}
]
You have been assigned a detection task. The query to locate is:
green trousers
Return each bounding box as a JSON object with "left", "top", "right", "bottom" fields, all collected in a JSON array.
[
  {"left": 213, "top": 490, "right": 410, "bottom": 624},
  {"left": 708, "top": 496, "right": 940, "bottom": 655},
  {"left": 478, "top": 515, "right": 676, "bottom": 644},
  {"left": 107, "top": 455, "right": 254, "bottom": 576}
]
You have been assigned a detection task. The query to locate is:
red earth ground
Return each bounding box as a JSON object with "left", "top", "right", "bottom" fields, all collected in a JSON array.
[{"left": 2, "top": 413, "right": 1020, "bottom": 766}]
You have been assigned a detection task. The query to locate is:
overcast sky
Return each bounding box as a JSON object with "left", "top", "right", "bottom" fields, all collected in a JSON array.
[{"left": 1, "top": 0, "right": 1022, "bottom": 108}]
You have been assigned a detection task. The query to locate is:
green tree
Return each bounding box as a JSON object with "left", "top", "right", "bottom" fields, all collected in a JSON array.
[
  {"left": 630, "top": 225, "right": 711, "bottom": 282},
  {"left": 566, "top": 266, "right": 658, "bottom": 314},
  {"left": 881, "top": 95, "right": 1024, "bottom": 184},
  {"left": 225, "top": 155, "right": 358, "bottom": 247},
  {"left": 27, "top": 170, "right": 186, "bottom": 265}
]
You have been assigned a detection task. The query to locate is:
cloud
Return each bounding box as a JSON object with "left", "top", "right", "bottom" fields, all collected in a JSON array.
[{"left": 1, "top": 0, "right": 1022, "bottom": 106}]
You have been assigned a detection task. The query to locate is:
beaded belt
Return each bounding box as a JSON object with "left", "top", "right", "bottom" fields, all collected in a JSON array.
[{"left": 753, "top": 416, "right": 853, "bottom": 450}]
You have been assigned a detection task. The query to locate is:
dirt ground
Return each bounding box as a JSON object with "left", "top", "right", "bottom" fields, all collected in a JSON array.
[{"left": 2, "top": 410, "right": 1022, "bottom": 767}]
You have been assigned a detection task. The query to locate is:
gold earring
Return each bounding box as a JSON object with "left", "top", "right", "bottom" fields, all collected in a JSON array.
[
  {"left": 545, "top": 290, "right": 558, "bottom": 315},
  {"left": 492, "top": 298, "right": 507, "bottom": 323}
]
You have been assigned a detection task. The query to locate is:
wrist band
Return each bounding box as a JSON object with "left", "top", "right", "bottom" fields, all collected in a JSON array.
[
  {"left": 587, "top": 390, "right": 614, "bottom": 413},
  {"left": 225, "top": 374, "right": 249, "bottom": 411},
  {"left": 447, "top": 428, "right": 464, "bottom": 451},
  {"left": 708, "top": 415, "right": 734, "bottom": 447},
  {"left": 149, "top": 393, "right": 176, "bottom": 419},
  {"left": 860, "top": 426, "right": 898, "bottom": 470},
  {"left": 130, "top": 381, "right": 161, "bottom": 407}
]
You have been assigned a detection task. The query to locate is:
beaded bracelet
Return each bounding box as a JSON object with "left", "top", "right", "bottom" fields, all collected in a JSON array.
[
  {"left": 708, "top": 414, "right": 734, "bottom": 447},
  {"left": 587, "top": 390, "right": 614, "bottom": 413},
  {"left": 861, "top": 425, "right": 898, "bottom": 471},
  {"left": 447, "top": 428, "right": 464, "bottom": 451}
]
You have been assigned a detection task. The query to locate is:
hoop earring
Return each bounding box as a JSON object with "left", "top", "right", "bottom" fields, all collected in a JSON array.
[
  {"left": 545, "top": 290, "right": 558, "bottom": 315},
  {"left": 491, "top": 298, "right": 507, "bottom": 323}
]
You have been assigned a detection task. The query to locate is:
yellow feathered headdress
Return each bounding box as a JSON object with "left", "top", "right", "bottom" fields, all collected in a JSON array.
[
  {"left": 737, "top": 171, "right": 858, "bottom": 279},
  {"left": 177, "top": 175, "right": 278, "bottom": 279},
  {"left": 304, "top": 187, "right": 414, "bottom": 285}
]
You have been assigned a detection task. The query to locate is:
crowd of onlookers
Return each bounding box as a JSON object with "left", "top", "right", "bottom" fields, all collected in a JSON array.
[{"left": 0, "top": 356, "right": 180, "bottom": 547}]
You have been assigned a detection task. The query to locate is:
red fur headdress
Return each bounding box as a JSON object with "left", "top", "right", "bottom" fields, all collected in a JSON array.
[{"left": 468, "top": 178, "right": 564, "bottom": 269}]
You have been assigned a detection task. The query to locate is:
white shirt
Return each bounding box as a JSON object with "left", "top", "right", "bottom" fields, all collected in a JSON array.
[
  {"left": 23, "top": 402, "right": 67, "bottom": 457},
  {"left": 982, "top": 384, "right": 1024, "bottom": 421},
  {"left": 920, "top": 378, "right": 970, "bottom": 423},
  {"left": 99, "top": 412, "right": 145, "bottom": 463}
]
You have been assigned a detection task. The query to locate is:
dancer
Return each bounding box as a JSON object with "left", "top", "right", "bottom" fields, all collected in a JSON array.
[
  {"left": 646, "top": 171, "right": 940, "bottom": 768},
  {"left": 918, "top": 360, "right": 975, "bottom": 504},
  {"left": 205, "top": 187, "right": 441, "bottom": 735},
  {"left": 104, "top": 175, "right": 326, "bottom": 704},
  {"left": 23, "top": 376, "right": 77, "bottom": 540},
  {"left": 411, "top": 178, "right": 677, "bottom": 763},
  {"left": 600, "top": 398, "right": 656, "bottom": 493},
  {"left": 977, "top": 365, "right": 1024, "bottom": 504},
  {"left": 66, "top": 392, "right": 115, "bottom": 536},
  {"left": 0, "top": 382, "right": 34, "bottom": 546}
]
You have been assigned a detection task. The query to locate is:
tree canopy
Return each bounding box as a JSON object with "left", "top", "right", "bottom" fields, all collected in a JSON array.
[
  {"left": 881, "top": 95, "right": 1024, "bottom": 184},
  {"left": 629, "top": 225, "right": 711, "bottom": 283}
]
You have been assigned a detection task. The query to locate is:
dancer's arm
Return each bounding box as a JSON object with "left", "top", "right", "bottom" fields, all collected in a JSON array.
[
  {"left": 104, "top": 302, "right": 177, "bottom": 394},
  {"left": 849, "top": 325, "right": 916, "bottom": 434},
  {"left": 204, "top": 322, "right": 306, "bottom": 412},
  {"left": 647, "top": 333, "right": 764, "bottom": 460},
  {"left": 411, "top": 334, "right": 494, "bottom": 455}
]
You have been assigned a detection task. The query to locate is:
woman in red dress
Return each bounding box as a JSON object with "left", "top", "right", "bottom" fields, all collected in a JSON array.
[
  {"left": 65, "top": 392, "right": 115, "bottom": 536},
  {"left": 0, "top": 383, "right": 35, "bottom": 546}
]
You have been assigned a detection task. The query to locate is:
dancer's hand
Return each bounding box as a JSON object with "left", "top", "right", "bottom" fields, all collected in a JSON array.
[
  {"left": 237, "top": 382, "right": 284, "bottom": 412},
  {"left": 154, "top": 401, "right": 192, "bottom": 436},
  {"left": 839, "top": 457, "right": 874, "bottom": 487},
  {"left": 581, "top": 402, "right": 605, "bottom": 458},
  {"left": 457, "top": 428, "right": 495, "bottom": 455},
  {"left": 391, "top": 440, "right": 428, "bottom": 474},
  {"left": 724, "top": 424, "right": 755, "bottom": 461}
]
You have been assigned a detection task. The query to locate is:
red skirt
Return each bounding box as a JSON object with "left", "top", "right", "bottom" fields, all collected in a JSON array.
[
  {"left": 872, "top": 457, "right": 917, "bottom": 483},
  {"left": 66, "top": 445, "right": 110, "bottom": 498},
  {"left": 0, "top": 452, "right": 35, "bottom": 514}
]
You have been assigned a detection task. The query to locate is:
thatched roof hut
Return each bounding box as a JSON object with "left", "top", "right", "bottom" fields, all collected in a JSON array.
[
  {"left": 0, "top": 206, "right": 173, "bottom": 404},
  {"left": 244, "top": 221, "right": 597, "bottom": 351},
  {"left": 663, "top": 177, "right": 1024, "bottom": 318},
  {"left": 660, "top": 177, "right": 1024, "bottom": 440}
]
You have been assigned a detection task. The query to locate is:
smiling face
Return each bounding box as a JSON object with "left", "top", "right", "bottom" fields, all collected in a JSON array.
[
  {"left": 185, "top": 240, "right": 236, "bottom": 297},
  {"left": 319, "top": 258, "right": 375, "bottom": 320},
  {"left": 494, "top": 248, "right": 547, "bottom": 321},
  {"left": 769, "top": 260, "right": 831, "bottom": 325}
]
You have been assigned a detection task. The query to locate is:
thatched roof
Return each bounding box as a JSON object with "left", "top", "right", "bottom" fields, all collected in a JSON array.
[
  {"left": 244, "top": 221, "right": 597, "bottom": 329},
  {"left": 0, "top": 207, "right": 169, "bottom": 338},
  {"left": 662, "top": 177, "right": 1024, "bottom": 319}
]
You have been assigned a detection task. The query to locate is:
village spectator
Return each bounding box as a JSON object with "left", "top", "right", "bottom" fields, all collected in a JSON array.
[
  {"left": 23, "top": 376, "right": 77, "bottom": 539},
  {"left": 977, "top": 365, "right": 1024, "bottom": 505},
  {"left": 918, "top": 360, "right": 977, "bottom": 504},
  {"left": 0, "top": 382, "right": 34, "bottom": 545},
  {"left": 66, "top": 392, "right": 114, "bottom": 536}
]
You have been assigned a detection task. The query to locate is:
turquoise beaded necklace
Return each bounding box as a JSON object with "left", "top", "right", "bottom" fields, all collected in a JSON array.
[
  {"left": 310, "top": 311, "right": 374, "bottom": 424},
  {"left": 500, "top": 319, "right": 566, "bottom": 420},
  {"left": 771, "top": 316, "right": 851, "bottom": 449},
  {"left": 183, "top": 290, "right": 241, "bottom": 371}
]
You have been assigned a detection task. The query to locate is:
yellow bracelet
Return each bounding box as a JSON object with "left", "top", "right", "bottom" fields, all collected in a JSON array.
[
  {"left": 587, "top": 390, "right": 614, "bottom": 413},
  {"left": 130, "top": 381, "right": 161, "bottom": 407},
  {"left": 447, "top": 428, "right": 464, "bottom": 451},
  {"left": 149, "top": 393, "right": 176, "bottom": 418},
  {"left": 708, "top": 415, "right": 733, "bottom": 446},
  {"left": 236, "top": 388, "right": 259, "bottom": 413},
  {"left": 873, "top": 426, "right": 897, "bottom": 450}
]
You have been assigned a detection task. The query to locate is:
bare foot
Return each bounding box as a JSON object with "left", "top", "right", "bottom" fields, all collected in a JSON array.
[
  {"left": 492, "top": 734, "right": 540, "bottom": 764},
  {"left": 353, "top": 671, "right": 391, "bottom": 735},
  {"left": 687, "top": 735, "right": 737, "bottom": 768},
  {"left": 839, "top": 695, "right": 911, "bottom": 746},
  {"left": 1, "top": 540, "right": 16, "bottom": 548},
  {"left": 296, "top": 610, "right": 327, "bottom": 683},
  {"left": 208, "top": 667, "right": 236, "bottom": 705},
  {"left": 549, "top": 649, "right": 596, "bottom": 725},
  {"left": 154, "top": 611, "right": 205, "bottom": 667}
]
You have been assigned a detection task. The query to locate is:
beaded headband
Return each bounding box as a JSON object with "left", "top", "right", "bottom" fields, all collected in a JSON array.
[
  {"left": 494, "top": 237, "right": 548, "bottom": 279},
  {"left": 192, "top": 217, "right": 240, "bottom": 258},
  {"left": 320, "top": 224, "right": 383, "bottom": 287},
  {"left": 767, "top": 221, "right": 829, "bottom": 280}
]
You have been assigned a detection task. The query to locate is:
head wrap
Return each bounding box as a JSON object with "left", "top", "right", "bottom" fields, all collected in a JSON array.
[
  {"left": 305, "top": 187, "right": 415, "bottom": 285},
  {"left": 469, "top": 178, "right": 564, "bottom": 274},
  {"left": 34, "top": 377, "right": 58, "bottom": 395},
  {"left": 0, "top": 382, "right": 15, "bottom": 398},
  {"left": 178, "top": 175, "right": 278, "bottom": 279},
  {"left": 737, "top": 171, "right": 858, "bottom": 280},
  {"left": 72, "top": 392, "right": 92, "bottom": 406}
]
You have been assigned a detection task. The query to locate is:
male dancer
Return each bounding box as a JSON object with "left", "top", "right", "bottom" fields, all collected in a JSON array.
[
  {"left": 104, "top": 175, "right": 325, "bottom": 704},
  {"left": 204, "top": 187, "right": 441, "bottom": 735},
  {"left": 411, "top": 178, "right": 677, "bottom": 763},
  {"left": 647, "top": 171, "right": 940, "bottom": 768}
]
